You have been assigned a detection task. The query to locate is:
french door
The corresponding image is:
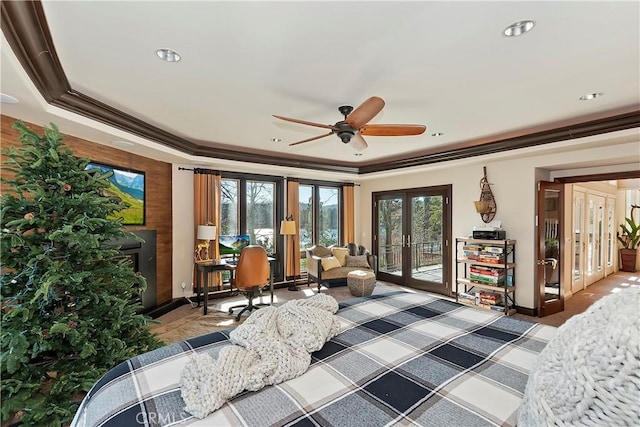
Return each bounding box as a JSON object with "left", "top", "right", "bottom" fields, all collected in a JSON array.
[
  {"left": 373, "top": 185, "right": 451, "bottom": 295},
  {"left": 537, "top": 181, "right": 564, "bottom": 316},
  {"left": 572, "top": 187, "right": 615, "bottom": 292}
]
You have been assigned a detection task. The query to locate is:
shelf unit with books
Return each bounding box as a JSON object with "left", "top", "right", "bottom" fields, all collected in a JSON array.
[{"left": 455, "top": 237, "right": 516, "bottom": 315}]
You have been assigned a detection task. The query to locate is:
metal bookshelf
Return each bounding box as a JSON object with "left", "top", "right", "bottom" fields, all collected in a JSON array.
[{"left": 455, "top": 237, "right": 516, "bottom": 315}]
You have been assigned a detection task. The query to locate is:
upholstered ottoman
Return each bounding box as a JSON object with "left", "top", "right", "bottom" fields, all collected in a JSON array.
[{"left": 347, "top": 270, "right": 376, "bottom": 297}]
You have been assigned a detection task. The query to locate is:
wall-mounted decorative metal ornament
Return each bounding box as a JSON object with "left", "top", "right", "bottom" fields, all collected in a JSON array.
[{"left": 474, "top": 166, "right": 497, "bottom": 223}]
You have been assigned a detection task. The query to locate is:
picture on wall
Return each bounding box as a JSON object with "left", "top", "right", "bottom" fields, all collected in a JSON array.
[{"left": 85, "top": 162, "right": 145, "bottom": 225}]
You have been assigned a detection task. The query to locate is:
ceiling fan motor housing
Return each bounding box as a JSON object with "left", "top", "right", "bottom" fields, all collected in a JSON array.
[{"left": 335, "top": 122, "right": 355, "bottom": 143}]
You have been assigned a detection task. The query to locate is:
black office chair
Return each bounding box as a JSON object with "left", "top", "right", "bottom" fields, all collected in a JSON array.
[{"left": 228, "top": 245, "right": 270, "bottom": 321}]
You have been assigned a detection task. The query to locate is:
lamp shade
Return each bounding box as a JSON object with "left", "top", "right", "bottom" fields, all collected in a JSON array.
[
  {"left": 280, "top": 220, "right": 296, "bottom": 235},
  {"left": 197, "top": 225, "right": 217, "bottom": 241}
]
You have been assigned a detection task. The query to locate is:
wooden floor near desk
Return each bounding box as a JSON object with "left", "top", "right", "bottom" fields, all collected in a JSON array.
[{"left": 150, "top": 272, "right": 638, "bottom": 344}]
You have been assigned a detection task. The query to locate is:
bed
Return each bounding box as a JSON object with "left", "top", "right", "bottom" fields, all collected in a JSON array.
[{"left": 71, "top": 291, "right": 557, "bottom": 427}]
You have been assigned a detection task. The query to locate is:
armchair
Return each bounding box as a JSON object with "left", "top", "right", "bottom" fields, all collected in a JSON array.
[{"left": 306, "top": 243, "right": 377, "bottom": 292}]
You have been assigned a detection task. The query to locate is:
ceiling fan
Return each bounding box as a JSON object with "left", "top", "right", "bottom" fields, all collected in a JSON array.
[{"left": 273, "top": 96, "right": 426, "bottom": 151}]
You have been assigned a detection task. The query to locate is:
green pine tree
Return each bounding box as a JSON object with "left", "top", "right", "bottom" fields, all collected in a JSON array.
[{"left": 1, "top": 121, "right": 164, "bottom": 426}]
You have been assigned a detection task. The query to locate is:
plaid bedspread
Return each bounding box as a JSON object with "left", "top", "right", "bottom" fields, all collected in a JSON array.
[{"left": 71, "top": 291, "right": 557, "bottom": 427}]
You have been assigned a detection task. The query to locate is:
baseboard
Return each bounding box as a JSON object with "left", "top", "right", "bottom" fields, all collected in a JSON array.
[
  {"left": 145, "top": 298, "right": 189, "bottom": 319},
  {"left": 516, "top": 305, "right": 537, "bottom": 317}
]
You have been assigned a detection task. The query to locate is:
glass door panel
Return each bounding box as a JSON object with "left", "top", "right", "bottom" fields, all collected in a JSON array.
[
  {"left": 586, "top": 194, "right": 605, "bottom": 285},
  {"left": 586, "top": 198, "right": 595, "bottom": 277},
  {"left": 377, "top": 197, "right": 404, "bottom": 278},
  {"left": 409, "top": 195, "right": 444, "bottom": 287},
  {"left": 605, "top": 196, "right": 615, "bottom": 275},
  {"left": 537, "top": 181, "right": 564, "bottom": 316},
  {"left": 572, "top": 190, "right": 585, "bottom": 292}
]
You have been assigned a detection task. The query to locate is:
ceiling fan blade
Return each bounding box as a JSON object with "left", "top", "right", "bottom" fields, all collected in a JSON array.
[
  {"left": 345, "top": 96, "right": 385, "bottom": 129},
  {"left": 360, "top": 124, "right": 426, "bottom": 136},
  {"left": 273, "top": 115, "right": 338, "bottom": 130},
  {"left": 289, "top": 131, "right": 334, "bottom": 146},
  {"left": 349, "top": 133, "right": 368, "bottom": 151}
]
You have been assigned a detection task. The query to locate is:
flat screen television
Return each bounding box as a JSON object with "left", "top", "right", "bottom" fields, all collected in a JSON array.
[
  {"left": 85, "top": 162, "right": 145, "bottom": 225},
  {"left": 218, "top": 234, "right": 250, "bottom": 256}
]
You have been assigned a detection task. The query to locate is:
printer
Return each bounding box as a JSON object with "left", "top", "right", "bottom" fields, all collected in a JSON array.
[{"left": 472, "top": 221, "right": 506, "bottom": 240}]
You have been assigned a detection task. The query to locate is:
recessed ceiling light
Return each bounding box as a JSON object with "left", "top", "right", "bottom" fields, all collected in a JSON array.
[
  {"left": 156, "top": 48, "right": 181, "bottom": 62},
  {"left": 111, "top": 140, "right": 134, "bottom": 148},
  {"left": 271, "top": 138, "right": 282, "bottom": 143},
  {"left": 579, "top": 92, "right": 604, "bottom": 101},
  {"left": 503, "top": 20, "right": 535, "bottom": 37},
  {"left": 431, "top": 132, "right": 444, "bottom": 137},
  {"left": 0, "top": 93, "right": 19, "bottom": 104}
]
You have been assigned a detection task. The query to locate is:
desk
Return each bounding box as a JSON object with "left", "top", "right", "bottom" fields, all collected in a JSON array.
[{"left": 195, "top": 257, "right": 275, "bottom": 315}]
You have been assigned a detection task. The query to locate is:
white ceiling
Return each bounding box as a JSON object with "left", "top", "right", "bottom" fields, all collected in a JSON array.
[{"left": 1, "top": 1, "right": 639, "bottom": 171}]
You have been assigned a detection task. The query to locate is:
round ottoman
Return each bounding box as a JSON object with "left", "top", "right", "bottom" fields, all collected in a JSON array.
[{"left": 347, "top": 270, "right": 376, "bottom": 297}]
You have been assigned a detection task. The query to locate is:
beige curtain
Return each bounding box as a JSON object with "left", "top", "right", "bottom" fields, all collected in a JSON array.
[
  {"left": 286, "top": 179, "right": 300, "bottom": 279},
  {"left": 194, "top": 169, "right": 221, "bottom": 288},
  {"left": 342, "top": 183, "right": 355, "bottom": 245}
]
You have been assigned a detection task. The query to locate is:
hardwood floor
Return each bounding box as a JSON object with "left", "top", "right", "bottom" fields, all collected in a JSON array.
[
  {"left": 514, "top": 271, "right": 639, "bottom": 327},
  {"left": 150, "top": 272, "right": 639, "bottom": 344}
]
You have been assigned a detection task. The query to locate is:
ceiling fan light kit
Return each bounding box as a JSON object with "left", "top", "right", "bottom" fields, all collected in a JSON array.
[{"left": 273, "top": 96, "right": 426, "bottom": 151}]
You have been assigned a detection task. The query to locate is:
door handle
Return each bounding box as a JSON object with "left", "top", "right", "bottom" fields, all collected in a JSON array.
[
  {"left": 402, "top": 235, "right": 406, "bottom": 247},
  {"left": 407, "top": 235, "right": 411, "bottom": 247}
]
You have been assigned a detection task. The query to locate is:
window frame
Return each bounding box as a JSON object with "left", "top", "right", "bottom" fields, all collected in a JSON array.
[{"left": 298, "top": 179, "right": 343, "bottom": 249}]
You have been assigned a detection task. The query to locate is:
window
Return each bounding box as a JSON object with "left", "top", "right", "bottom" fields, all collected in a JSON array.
[
  {"left": 220, "top": 179, "right": 239, "bottom": 234},
  {"left": 246, "top": 181, "right": 275, "bottom": 253},
  {"left": 220, "top": 174, "right": 283, "bottom": 256},
  {"left": 319, "top": 187, "right": 340, "bottom": 247},
  {"left": 299, "top": 182, "right": 341, "bottom": 250}
]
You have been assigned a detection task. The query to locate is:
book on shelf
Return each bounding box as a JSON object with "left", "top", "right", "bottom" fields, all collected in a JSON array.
[
  {"left": 479, "top": 291, "right": 502, "bottom": 305},
  {"left": 457, "top": 291, "right": 476, "bottom": 302},
  {"left": 477, "top": 254, "right": 505, "bottom": 264},
  {"left": 470, "top": 265, "right": 504, "bottom": 276},
  {"left": 470, "top": 275, "right": 506, "bottom": 285}
]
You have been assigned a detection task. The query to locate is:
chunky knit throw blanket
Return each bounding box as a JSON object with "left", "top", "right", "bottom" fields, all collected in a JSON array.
[
  {"left": 180, "top": 294, "right": 341, "bottom": 419},
  {"left": 518, "top": 286, "right": 640, "bottom": 426}
]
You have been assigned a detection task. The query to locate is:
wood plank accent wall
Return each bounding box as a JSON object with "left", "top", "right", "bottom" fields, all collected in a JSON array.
[{"left": 1, "top": 115, "right": 173, "bottom": 305}]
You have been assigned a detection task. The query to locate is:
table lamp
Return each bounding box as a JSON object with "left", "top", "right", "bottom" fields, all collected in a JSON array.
[
  {"left": 196, "top": 225, "right": 217, "bottom": 261},
  {"left": 280, "top": 216, "right": 299, "bottom": 291}
]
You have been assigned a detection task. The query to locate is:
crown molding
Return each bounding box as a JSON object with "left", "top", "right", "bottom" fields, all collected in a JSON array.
[{"left": 2, "top": 1, "right": 639, "bottom": 175}]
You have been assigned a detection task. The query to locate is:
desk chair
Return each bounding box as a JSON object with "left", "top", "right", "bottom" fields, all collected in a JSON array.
[{"left": 228, "top": 245, "right": 270, "bottom": 321}]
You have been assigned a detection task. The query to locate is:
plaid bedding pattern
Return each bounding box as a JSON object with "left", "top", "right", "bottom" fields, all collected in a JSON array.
[{"left": 71, "top": 291, "right": 557, "bottom": 427}]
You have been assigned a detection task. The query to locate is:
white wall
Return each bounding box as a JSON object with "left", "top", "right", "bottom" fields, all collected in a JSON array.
[
  {"left": 171, "top": 164, "right": 196, "bottom": 298},
  {"left": 171, "top": 130, "right": 640, "bottom": 309},
  {"left": 356, "top": 133, "right": 640, "bottom": 310}
]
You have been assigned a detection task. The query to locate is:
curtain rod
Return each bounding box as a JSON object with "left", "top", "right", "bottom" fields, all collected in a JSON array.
[{"left": 178, "top": 167, "right": 220, "bottom": 174}]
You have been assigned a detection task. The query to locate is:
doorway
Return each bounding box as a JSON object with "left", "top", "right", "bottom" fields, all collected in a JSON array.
[
  {"left": 571, "top": 187, "right": 617, "bottom": 293},
  {"left": 539, "top": 170, "right": 639, "bottom": 317},
  {"left": 373, "top": 185, "right": 452, "bottom": 295}
]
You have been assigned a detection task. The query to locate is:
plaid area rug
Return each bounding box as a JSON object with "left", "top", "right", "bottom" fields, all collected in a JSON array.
[{"left": 73, "top": 290, "right": 557, "bottom": 427}]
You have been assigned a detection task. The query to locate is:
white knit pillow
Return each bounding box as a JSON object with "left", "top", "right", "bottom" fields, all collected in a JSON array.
[
  {"left": 518, "top": 286, "right": 640, "bottom": 426},
  {"left": 321, "top": 256, "right": 342, "bottom": 271}
]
